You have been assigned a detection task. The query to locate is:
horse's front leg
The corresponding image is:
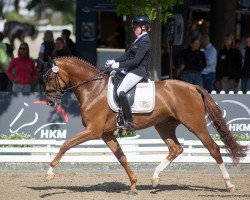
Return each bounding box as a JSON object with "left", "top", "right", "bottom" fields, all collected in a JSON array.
[
  {"left": 102, "top": 134, "right": 138, "bottom": 195},
  {"left": 44, "top": 128, "right": 97, "bottom": 181}
]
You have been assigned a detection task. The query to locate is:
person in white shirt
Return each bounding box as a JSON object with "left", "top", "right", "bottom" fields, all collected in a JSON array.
[{"left": 200, "top": 34, "right": 217, "bottom": 92}]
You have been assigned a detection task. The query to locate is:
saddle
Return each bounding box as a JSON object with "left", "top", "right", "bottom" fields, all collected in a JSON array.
[{"left": 107, "top": 71, "right": 155, "bottom": 113}]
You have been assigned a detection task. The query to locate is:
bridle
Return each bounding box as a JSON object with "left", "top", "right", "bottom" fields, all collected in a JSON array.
[
  {"left": 43, "top": 68, "right": 68, "bottom": 104},
  {"left": 43, "top": 63, "right": 109, "bottom": 105}
]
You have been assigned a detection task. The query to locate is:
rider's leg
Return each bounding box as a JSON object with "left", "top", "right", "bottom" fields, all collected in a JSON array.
[
  {"left": 117, "top": 73, "right": 142, "bottom": 129},
  {"left": 118, "top": 91, "right": 134, "bottom": 129},
  {"left": 117, "top": 73, "right": 142, "bottom": 94}
]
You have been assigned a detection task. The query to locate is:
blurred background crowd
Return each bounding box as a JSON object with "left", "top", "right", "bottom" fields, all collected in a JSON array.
[{"left": 0, "top": 0, "right": 249, "bottom": 93}]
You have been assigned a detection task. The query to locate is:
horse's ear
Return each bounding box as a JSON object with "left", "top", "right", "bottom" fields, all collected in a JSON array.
[
  {"left": 42, "top": 57, "right": 54, "bottom": 75},
  {"left": 48, "top": 57, "right": 53, "bottom": 65},
  {"left": 38, "top": 58, "right": 45, "bottom": 65},
  {"left": 48, "top": 56, "right": 57, "bottom": 67},
  {"left": 43, "top": 62, "right": 50, "bottom": 75}
]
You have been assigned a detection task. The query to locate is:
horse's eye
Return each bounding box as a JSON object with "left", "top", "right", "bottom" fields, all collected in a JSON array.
[
  {"left": 43, "top": 75, "right": 53, "bottom": 83},
  {"left": 43, "top": 76, "right": 47, "bottom": 82}
]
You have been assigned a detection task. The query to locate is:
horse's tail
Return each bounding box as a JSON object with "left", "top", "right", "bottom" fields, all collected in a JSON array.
[{"left": 195, "top": 85, "right": 248, "bottom": 164}]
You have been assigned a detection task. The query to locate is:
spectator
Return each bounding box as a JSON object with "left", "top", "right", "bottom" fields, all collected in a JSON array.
[
  {"left": 235, "top": 39, "right": 242, "bottom": 49},
  {"left": 177, "top": 38, "right": 206, "bottom": 87},
  {"left": 215, "top": 34, "right": 242, "bottom": 93},
  {"left": 0, "top": 32, "right": 13, "bottom": 91},
  {"left": 37, "top": 30, "right": 54, "bottom": 91},
  {"left": 6, "top": 42, "right": 38, "bottom": 92},
  {"left": 52, "top": 37, "right": 72, "bottom": 58},
  {"left": 235, "top": 39, "right": 245, "bottom": 54},
  {"left": 61, "top": 29, "right": 76, "bottom": 56},
  {"left": 235, "top": 38, "right": 245, "bottom": 66},
  {"left": 200, "top": 34, "right": 217, "bottom": 93},
  {"left": 241, "top": 35, "right": 250, "bottom": 93}
]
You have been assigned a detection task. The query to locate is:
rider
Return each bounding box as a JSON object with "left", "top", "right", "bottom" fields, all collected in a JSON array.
[{"left": 105, "top": 15, "right": 152, "bottom": 130}]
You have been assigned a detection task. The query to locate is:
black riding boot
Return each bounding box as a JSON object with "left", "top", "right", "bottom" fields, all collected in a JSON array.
[{"left": 117, "top": 91, "right": 134, "bottom": 130}]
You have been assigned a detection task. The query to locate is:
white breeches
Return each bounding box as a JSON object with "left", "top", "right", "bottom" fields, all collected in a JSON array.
[{"left": 117, "top": 72, "right": 142, "bottom": 96}]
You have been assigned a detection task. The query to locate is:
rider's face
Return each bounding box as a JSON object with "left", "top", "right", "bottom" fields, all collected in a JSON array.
[{"left": 133, "top": 26, "right": 142, "bottom": 37}]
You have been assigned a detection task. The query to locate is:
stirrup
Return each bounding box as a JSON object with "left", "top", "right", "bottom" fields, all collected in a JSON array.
[{"left": 117, "top": 121, "right": 134, "bottom": 130}]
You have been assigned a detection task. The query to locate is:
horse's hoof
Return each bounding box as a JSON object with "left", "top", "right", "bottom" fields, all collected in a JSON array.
[
  {"left": 152, "top": 178, "right": 159, "bottom": 188},
  {"left": 44, "top": 173, "right": 55, "bottom": 181},
  {"left": 227, "top": 185, "right": 236, "bottom": 193},
  {"left": 127, "top": 189, "right": 138, "bottom": 196}
]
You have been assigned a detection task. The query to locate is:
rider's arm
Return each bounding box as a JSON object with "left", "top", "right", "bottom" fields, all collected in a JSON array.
[
  {"left": 114, "top": 49, "right": 130, "bottom": 63},
  {"left": 116, "top": 40, "right": 150, "bottom": 68}
]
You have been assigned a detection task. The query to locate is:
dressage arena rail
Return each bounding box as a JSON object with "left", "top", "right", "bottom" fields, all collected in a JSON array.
[{"left": 0, "top": 139, "right": 249, "bottom": 163}]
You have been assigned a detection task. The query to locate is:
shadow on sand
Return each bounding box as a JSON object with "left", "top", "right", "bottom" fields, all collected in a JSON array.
[{"left": 27, "top": 182, "right": 225, "bottom": 198}]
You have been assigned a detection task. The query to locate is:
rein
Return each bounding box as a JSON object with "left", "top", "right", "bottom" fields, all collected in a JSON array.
[{"left": 60, "top": 72, "right": 106, "bottom": 93}]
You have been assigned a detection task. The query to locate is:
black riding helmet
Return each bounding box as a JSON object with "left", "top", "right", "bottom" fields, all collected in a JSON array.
[{"left": 132, "top": 15, "right": 150, "bottom": 31}]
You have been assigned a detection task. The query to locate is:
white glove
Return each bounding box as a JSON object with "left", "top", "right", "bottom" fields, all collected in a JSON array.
[
  {"left": 111, "top": 62, "right": 119, "bottom": 69},
  {"left": 105, "top": 59, "right": 115, "bottom": 67}
]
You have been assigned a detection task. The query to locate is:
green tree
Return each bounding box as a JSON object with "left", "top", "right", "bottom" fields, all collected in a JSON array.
[
  {"left": 3, "top": 0, "right": 76, "bottom": 25},
  {"left": 109, "top": 0, "right": 184, "bottom": 81}
]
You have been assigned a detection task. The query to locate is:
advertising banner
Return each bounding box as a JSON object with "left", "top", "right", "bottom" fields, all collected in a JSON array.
[
  {"left": 0, "top": 92, "right": 249, "bottom": 140},
  {"left": 0, "top": 92, "right": 82, "bottom": 140}
]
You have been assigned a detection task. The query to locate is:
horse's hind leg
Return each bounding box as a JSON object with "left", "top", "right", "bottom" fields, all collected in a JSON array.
[
  {"left": 152, "top": 122, "right": 183, "bottom": 187},
  {"left": 102, "top": 134, "right": 138, "bottom": 195},
  {"left": 196, "top": 129, "right": 235, "bottom": 192},
  {"left": 182, "top": 112, "right": 235, "bottom": 192}
]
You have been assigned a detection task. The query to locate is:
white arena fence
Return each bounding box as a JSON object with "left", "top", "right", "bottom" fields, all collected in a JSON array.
[
  {"left": 0, "top": 138, "right": 249, "bottom": 163},
  {"left": 211, "top": 90, "right": 250, "bottom": 94}
]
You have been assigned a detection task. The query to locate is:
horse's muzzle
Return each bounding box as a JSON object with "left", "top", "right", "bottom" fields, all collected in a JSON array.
[
  {"left": 45, "top": 91, "right": 62, "bottom": 107},
  {"left": 47, "top": 100, "right": 56, "bottom": 107}
]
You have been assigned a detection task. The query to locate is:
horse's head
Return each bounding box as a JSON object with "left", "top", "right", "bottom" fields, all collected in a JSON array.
[{"left": 43, "top": 58, "right": 70, "bottom": 107}]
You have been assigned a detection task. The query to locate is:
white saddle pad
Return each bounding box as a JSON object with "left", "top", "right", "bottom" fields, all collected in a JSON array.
[{"left": 107, "top": 77, "right": 155, "bottom": 113}]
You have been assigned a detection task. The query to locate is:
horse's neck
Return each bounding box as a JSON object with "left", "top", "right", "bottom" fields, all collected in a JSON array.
[
  {"left": 73, "top": 73, "right": 108, "bottom": 109},
  {"left": 71, "top": 64, "right": 101, "bottom": 82},
  {"left": 63, "top": 60, "right": 107, "bottom": 93}
]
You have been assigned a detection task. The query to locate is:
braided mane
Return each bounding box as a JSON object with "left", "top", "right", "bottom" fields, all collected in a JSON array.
[{"left": 54, "top": 56, "right": 102, "bottom": 74}]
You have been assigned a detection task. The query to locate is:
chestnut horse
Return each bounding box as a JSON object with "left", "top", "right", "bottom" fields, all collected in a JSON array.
[{"left": 43, "top": 57, "right": 247, "bottom": 194}]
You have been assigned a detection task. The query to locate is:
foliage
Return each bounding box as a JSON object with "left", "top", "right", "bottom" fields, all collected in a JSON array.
[
  {"left": 3, "top": 0, "right": 76, "bottom": 25},
  {"left": 213, "top": 133, "right": 250, "bottom": 141},
  {"left": 4, "top": 12, "right": 37, "bottom": 24},
  {"left": 0, "top": 133, "right": 32, "bottom": 140},
  {"left": 0, "top": 133, "right": 33, "bottom": 147},
  {"left": 116, "top": 130, "right": 137, "bottom": 138},
  {"left": 109, "top": 0, "right": 184, "bottom": 22}
]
